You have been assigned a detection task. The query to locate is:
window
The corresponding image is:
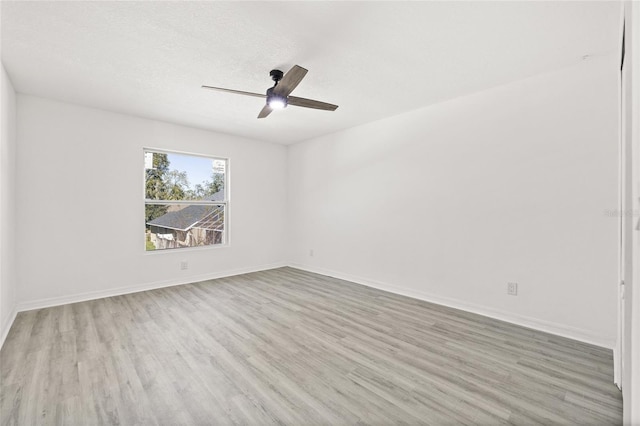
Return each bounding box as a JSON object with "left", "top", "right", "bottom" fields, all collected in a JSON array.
[{"left": 144, "top": 149, "right": 227, "bottom": 251}]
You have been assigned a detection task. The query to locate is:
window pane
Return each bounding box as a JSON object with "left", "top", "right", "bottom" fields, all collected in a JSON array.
[
  {"left": 145, "top": 203, "right": 225, "bottom": 251},
  {"left": 145, "top": 151, "right": 226, "bottom": 201}
]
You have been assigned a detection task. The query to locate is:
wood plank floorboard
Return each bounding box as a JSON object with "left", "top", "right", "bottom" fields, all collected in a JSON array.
[{"left": 0, "top": 267, "right": 622, "bottom": 425}]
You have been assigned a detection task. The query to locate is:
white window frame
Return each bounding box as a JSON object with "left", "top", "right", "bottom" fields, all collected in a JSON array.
[{"left": 143, "top": 148, "right": 229, "bottom": 252}]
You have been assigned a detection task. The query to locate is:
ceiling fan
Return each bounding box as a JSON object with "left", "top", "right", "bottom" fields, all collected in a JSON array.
[{"left": 202, "top": 65, "right": 338, "bottom": 119}]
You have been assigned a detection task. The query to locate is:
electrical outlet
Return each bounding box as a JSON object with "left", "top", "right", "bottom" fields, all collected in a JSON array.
[
  {"left": 309, "top": 249, "right": 314, "bottom": 257},
  {"left": 180, "top": 261, "right": 189, "bottom": 270},
  {"left": 507, "top": 282, "right": 518, "bottom": 296}
]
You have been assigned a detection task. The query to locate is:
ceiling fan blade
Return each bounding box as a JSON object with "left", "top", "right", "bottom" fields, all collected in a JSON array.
[
  {"left": 202, "top": 85, "right": 266, "bottom": 98},
  {"left": 273, "top": 65, "right": 308, "bottom": 97},
  {"left": 257, "top": 104, "right": 273, "bottom": 119},
  {"left": 288, "top": 96, "right": 338, "bottom": 111}
]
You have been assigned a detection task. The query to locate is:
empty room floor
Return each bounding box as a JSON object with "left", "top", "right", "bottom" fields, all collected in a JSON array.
[{"left": 0, "top": 267, "right": 622, "bottom": 425}]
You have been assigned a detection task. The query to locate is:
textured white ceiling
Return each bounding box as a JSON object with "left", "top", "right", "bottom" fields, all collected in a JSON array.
[{"left": 1, "top": 1, "right": 621, "bottom": 145}]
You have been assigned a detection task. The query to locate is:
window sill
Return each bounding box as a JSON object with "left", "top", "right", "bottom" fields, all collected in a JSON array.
[{"left": 144, "top": 243, "right": 230, "bottom": 255}]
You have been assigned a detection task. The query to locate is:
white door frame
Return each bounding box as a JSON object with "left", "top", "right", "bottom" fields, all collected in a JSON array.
[
  {"left": 615, "top": 3, "right": 625, "bottom": 389},
  {"left": 629, "top": 1, "right": 640, "bottom": 420},
  {"left": 621, "top": 2, "right": 640, "bottom": 424}
]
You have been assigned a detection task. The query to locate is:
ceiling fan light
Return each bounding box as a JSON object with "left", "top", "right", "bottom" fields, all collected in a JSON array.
[{"left": 267, "top": 95, "right": 287, "bottom": 109}]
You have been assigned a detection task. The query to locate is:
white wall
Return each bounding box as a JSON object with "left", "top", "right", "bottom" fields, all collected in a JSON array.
[
  {"left": 288, "top": 55, "right": 619, "bottom": 348},
  {"left": 15, "top": 95, "right": 287, "bottom": 307},
  {"left": 0, "top": 63, "right": 17, "bottom": 346}
]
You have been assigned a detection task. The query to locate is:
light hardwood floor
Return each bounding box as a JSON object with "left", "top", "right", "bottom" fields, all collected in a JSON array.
[{"left": 0, "top": 267, "right": 622, "bottom": 425}]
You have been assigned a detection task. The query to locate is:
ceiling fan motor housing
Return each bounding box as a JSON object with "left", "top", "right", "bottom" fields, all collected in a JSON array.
[{"left": 269, "top": 69, "right": 284, "bottom": 82}]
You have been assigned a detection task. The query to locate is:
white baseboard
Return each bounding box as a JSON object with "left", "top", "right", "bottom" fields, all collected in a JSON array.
[
  {"left": 15, "top": 262, "right": 287, "bottom": 313},
  {"left": 0, "top": 306, "right": 17, "bottom": 350},
  {"left": 613, "top": 346, "right": 621, "bottom": 389},
  {"left": 289, "top": 263, "right": 616, "bottom": 350},
  {"left": 9, "top": 261, "right": 615, "bottom": 352}
]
